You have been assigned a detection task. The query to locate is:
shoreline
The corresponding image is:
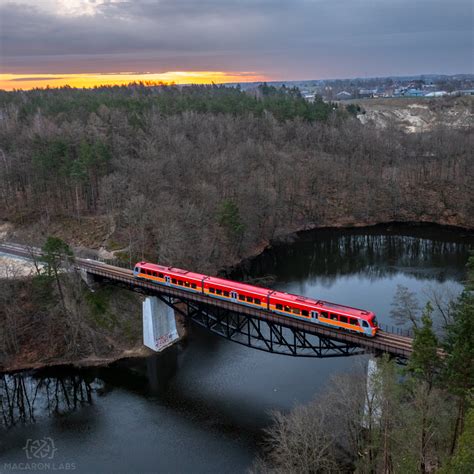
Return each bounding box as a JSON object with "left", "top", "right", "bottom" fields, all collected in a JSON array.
[{"left": 1, "top": 220, "right": 473, "bottom": 375}]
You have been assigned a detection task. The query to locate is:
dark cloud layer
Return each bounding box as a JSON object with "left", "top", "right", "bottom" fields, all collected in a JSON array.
[{"left": 1, "top": 0, "right": 472, "bottom": 78}]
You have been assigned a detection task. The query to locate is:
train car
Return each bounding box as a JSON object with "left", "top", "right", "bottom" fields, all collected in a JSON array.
[
  {"left": 133, "top": 261, "right": 378, "bottom": 337},
  {"left": 204, "top": 275, "right": 271, "bottom": 309},
  {"left": 268, "top": 291, "right": 377, "bottom": 337},
  {"left": 133, "top": 262, "right": 205, "bottom": 292}
]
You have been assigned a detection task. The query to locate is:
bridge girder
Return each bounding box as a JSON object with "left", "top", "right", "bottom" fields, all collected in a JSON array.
[
  {"left": 91, "top": 272, "right": 410, "bottom": 361},
  {"left": 154, "top": 293, "right": 365, "bottom": 358}
]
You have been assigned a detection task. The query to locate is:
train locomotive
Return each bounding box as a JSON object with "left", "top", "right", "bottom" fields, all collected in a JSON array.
[{"left": 133, "top": 261, "right": 379, "bottom": 337}]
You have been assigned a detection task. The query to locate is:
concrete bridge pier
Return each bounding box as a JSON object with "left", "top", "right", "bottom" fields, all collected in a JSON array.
[
  {"left": 364, "top": 357, "right": 382, "bottom": 426},
  {"left": 79, "top": 268, "right": 97, "bottom": 290},
  {"left": 143, "top": 296, "right": 180, "bottom": 352}
]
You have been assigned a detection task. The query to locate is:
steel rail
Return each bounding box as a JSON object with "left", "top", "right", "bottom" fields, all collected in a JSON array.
[{"left": 0, "top": 241, "right": 428, "bottom": 358}]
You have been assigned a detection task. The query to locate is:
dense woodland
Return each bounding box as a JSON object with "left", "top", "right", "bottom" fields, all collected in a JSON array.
[
  {"left": 0, "top": 84, "right": 472, "bottom": 271},
  {"left": 0, "top": 85, "right": 473, "bottom": 472}
]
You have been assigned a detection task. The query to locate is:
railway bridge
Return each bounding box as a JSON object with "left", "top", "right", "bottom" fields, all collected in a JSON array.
[{"left": 1, "top": 242, "right": 416, "bottom": 361}]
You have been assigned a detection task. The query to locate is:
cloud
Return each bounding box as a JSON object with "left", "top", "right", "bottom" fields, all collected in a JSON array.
[
  {"left": 8, "top": 76, "right": 65, "bottom": 81},
  {"left": 1, "top": 0, "right": 472, "bottom": 78}
]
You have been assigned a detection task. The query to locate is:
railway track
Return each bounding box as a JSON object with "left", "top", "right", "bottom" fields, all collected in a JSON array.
[{"left": 0, "top": 241, "right": 425, "bottom": 358}]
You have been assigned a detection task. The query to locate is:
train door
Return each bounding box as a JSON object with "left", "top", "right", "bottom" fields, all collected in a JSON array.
[
  {"left": 311, "top": 311, "right": 319, "bottom": 321},
  {"left": 165, "top": 276, "right": 171, "bottom": 285},
  {"left": 230, "top": 291, "right": 238, "bottom": 302}
]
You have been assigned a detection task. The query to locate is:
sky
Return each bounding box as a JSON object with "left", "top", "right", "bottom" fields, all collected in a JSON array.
[{"left": 0, "top": 0, "right": 472, "bottom": 90}]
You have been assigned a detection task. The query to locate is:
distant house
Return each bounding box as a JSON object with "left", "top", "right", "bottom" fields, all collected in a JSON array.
[
  {"left": 303, "top": 93, "right": 316, "bottom": 102},
  {"left": 336, "top": 91, "right": 352, "bottom": 100},
  {"left": 358, "top": 88, "right": 376, "bottom": 98},
  {"left": 405, "top": 88, "right": 425, "bottom": 97}
]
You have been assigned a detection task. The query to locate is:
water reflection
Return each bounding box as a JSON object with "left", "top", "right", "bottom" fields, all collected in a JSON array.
[
  {"left": 1, "top": 225, "right": 472, "bottom": 473},
  {"left": 233, "top": 226, "right": 473, "bottom": 285},
  {"left": 1, "top": 371, "right": 102, "bottom": 428}
]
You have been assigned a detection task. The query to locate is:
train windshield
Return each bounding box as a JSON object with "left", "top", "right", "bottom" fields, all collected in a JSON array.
[{"left": 372, "top": 316, "right": 378, "bottom": 327}]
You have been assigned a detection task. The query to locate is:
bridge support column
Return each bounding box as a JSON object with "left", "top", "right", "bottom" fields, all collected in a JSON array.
[
  {"left": 143, "top": 296, "right": 180, "bottom": 352},
  {"left": 364, "top": 357, "right": 382, "bottom": 426},
  {"left": 79, "top": 268, "right": 97, "bottom": 290}
]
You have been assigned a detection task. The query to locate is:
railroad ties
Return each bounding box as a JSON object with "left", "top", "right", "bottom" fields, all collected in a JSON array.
[{"left": 0, "top": 242, "right": 423, "bottom": 361}]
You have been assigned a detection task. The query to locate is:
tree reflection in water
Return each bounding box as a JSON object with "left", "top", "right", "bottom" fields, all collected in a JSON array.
[
  {"left": 1, "top": 372, "right": 102, "bottom": 428},
  {"left": 233, "top": 227, "right": 473, "bottom": 285}
]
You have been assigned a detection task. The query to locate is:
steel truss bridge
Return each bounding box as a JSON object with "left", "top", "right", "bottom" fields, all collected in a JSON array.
[{"left": 1, "top": 243, "right": 416, "bottom": 361}]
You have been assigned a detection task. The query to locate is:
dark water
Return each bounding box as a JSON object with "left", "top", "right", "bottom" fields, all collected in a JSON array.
[{"left": 1, "top": 225, "right": 472, "bottom": 474}]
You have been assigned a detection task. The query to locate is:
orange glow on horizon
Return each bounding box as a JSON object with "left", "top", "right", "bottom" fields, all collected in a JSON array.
[{"left": 0, "top": 71, "right": 268, "bottom": 91}]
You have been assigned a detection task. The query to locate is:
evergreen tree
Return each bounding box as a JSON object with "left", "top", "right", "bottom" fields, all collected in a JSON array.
[
  {"left": 217, "top": 199, "right": 245, "bottom": 244},
  {"left": 443, "top": 254, "right": 474, "bottom": 453},
  {"left": 441, "top": 406, "right": 474, "bottom": 474},
  {"left": 41, "top": 237, "right": 74, "bottom": 308},
  {"left": 407, "top": 302, "right": 440, "bottom": 388},
  {"left": 406, "top": 302, "right": 442, "bottom": 473}
]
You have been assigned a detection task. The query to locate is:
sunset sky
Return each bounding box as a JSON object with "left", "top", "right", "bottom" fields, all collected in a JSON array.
[{"left": 0, "top": 0, "right": 472, "bottom": 90}]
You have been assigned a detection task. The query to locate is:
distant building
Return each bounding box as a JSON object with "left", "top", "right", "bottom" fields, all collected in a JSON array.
[
  {"left": 303, "top": 93, "right": 315, "bottom": 102},
  {"left": 450, "top": 89, "right": 474, "bottom": 96},
  {"left": 336, "top": 91, "right": 352, "bottom": 100},
  {"left": 405, "top": 88, "right": 425, "bottom": 97},
  {"left": 424, "top": 91, "right": 448, "bottom": 97},
  {"left": 358, "top": 88, "right": 376, "bottom": 98}
]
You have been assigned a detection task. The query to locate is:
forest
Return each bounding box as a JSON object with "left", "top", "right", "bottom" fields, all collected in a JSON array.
[
  {"left": 0, "top": 84, "right": 473, "bottom": 473},
  {"left": 0, "top": 84, "right": 472, "bottom": 272}
]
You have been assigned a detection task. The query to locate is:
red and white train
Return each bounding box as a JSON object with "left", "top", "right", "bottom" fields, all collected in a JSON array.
[{"left": 133, "top": 261, "right": 379, "bottom": 337}]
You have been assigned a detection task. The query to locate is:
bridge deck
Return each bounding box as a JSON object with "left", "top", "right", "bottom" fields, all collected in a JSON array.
[
  {"left": 77, "top": 259, "right": 415, "bottom": 359},
  {"left": 0, "top": 242, "right": 417, "bottom": 359}
]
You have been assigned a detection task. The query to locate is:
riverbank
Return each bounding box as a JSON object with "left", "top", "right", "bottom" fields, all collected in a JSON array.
[
  {"left": 1, "top": 221, "right": 472, "bottom": 374},
  {"left": 2, "top": 226, "right": 472, "bottom": 473}
]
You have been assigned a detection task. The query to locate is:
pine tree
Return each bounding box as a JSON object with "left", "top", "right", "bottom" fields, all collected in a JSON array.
[
  {"left": 443, "top": 254, "right": 474, "bottom": 453},
  {"left": 407, "top": 302, "right": 440, "bottom": 388},
  {"left": 41, "top": 237, "right": 74, "bottom": 309},
  {"left": 406, "top": 302, "right": 441, "bottom": 473}
]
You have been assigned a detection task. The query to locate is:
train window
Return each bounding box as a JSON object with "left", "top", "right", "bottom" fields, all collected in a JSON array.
[
  {"left": 247, "top": 296, "right": 253, "bottom": 303},
  {"left": 209, "top": 288, "right": 215, "bottom": 293},
  {"left": 276, "top": 304, "right": 283, "bottom": 310},
  {"left": 302, "top": 310, "right": 309, "bottom": 317},
  {"left": 330, "top": 313, "right": 338, "bottom": 320},
  {"left": 184, "top": 281, "right": 190, "bottom": 287},
  {"left": 362, "top": 321, "right": 369, "bottom": 328},
  {"left": 191, "top": 283, "right": 197, "bottom": 289},
  {"left": 141, "top": 268, "right": 146, "bottom": 273},
  {"left": 216, "top": 289, "right": 222, "bottom": 295},
  {"left": 255, "top": 298, "right": 261, "bottom": 305},
  {"left": 159, "top": 273, "right": 164, "bottom": 278},
  {"left": 239, "top": 295, "right": 245, "bottom": 301},
  {"left": 172, "top": 278, "right": 177, "bottom": 284},
  {"left": 284, "top": 305, "right": 291, "bottom": 312},
  {"left": 292, "top": 308, "right": 301, "bottom": 315},
  {"left": 224, "top": 291, "right": 229, "bottom": 297},
  {"left": 340, "top": 316, "right": 348, "bottom": 323},
  {"left": 178, "top": 280, "right": 183, "bottom": 286},
  {"left": 349, "top": 318, "right": 357, "bottom": 325},
  {"left": 321, "top": 311, "right": 328, "bottom": 318}
]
